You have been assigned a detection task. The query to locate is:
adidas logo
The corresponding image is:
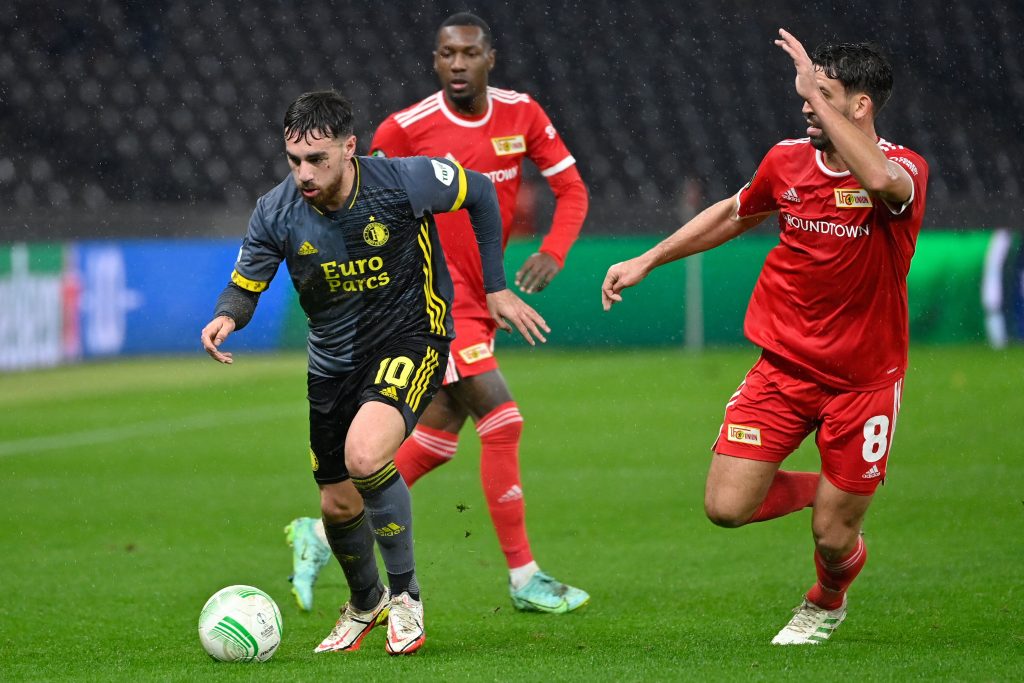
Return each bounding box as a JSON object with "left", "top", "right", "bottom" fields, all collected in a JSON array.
[
  {"left": 861, "top": 464, "right": 881, "bottom": 479},
  {"left": 374, "top": 522, "right": 406, "bottom": 537},
  {"left": 497, "top": 485, "right": 523, "bottom": 503},
  {"left": 297, "top": 241, "right": 318, "bottom": 255},
  {"left": 379, "top": 385, "right": 398, "bottom": 400},
  {"left": 780, "top": 187, "right": 801, "bottom": 203}
]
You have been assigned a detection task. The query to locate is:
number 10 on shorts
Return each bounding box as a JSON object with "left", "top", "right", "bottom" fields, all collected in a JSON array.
[{"left": 375, "top": 356, "right": 415, "bottom": 388}]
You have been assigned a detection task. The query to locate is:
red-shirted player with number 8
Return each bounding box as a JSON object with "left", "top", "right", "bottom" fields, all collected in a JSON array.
[
  {"left": 603, "top": 30, "right": 928, "bottom": 644},
  {"left": 284, "top": 12, "right": 590, "bottom": 617}
]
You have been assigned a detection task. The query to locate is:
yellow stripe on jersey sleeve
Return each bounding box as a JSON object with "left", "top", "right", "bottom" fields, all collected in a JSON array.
[
  {"left": 417, "top": 220, "right": 447, "bottom": 336},
  {"left": 449, "top": 161, "right": 468, "bottom": 212},
  {"left": 231, "top": 270, "right": 269, "bottom": 293}
]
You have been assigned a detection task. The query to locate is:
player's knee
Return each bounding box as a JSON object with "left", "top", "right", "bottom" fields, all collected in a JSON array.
[
  {"left": 704, "top": 496, "right": 752, "bottom": 528},
  {"left": 320, "top": 491, "right": 361, "bottom": 524},
  {"left": 344, "top": 434, "right": 388, "bottom": 479},
  {"left": 811, "top": 522, "right": 860, "bottom": 559}
]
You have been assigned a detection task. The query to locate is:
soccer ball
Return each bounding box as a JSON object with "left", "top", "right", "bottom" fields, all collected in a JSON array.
[{"left": 198, "top": 585, "right": 283, "bottom": 662}]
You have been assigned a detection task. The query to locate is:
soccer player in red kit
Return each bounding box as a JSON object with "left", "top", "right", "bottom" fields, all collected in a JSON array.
[
  {"left": 602, "top": 30, "right": 928, "bottom": 644},
  {"left": 285, "top": 12, "right": 590, "bottom": 614}
]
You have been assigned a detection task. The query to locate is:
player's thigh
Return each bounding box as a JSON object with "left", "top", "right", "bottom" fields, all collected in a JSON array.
[
  {"left": 345, "top": 400, "right": 409, "bottom": 477},
  {"left": 444, "top": 315, "right": 500, "bottom": 386},
  {"left": 448, "top": 369, "right": 514, "bottom": 420},
  {"left": 706, "top": 355, "right": 818, "bottom": 522},
  {"left": 416, "top": 386, "right": 471, "bottom": 433},
  {"left": 358, "top": 333, "right": 450, "bottom": 437},
  {"left": 705, "top": 452, "right": 782, "bottom": 525},
  {"left": 710, "top": 355, "right": 817, "bottom": 468},
  {"left": 816, "top": 378, "right": 904, "bottom": 496},
  {"left": 307, "top": 371, "right": 361, "bottom": 486}
]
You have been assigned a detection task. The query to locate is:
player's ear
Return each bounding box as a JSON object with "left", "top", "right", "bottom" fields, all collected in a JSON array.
[
  {"left": 343, "top": 135, "right": 357, "bottom": 159},
  {"left": 487, "top": 48, "right": 496, "bottom": 72},
  {"left": 854, "top": 93, "right": 873, "bottom": 122}
]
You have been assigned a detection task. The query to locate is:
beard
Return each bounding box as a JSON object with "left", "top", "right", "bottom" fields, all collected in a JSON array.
[{"left": 808, "top": 131, "right": 832, "bottom": 151}]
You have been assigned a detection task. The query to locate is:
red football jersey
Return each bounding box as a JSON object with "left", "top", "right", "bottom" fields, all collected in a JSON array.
[
  {"left": 370, "top": 87, "right": 583, "bottom": 320},
  {"left": 735, "top": 137, "right": 929, "bottom": 390}
]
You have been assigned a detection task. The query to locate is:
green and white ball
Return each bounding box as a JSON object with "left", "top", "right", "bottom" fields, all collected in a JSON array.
[{"left": 198, "top": 585, "right": 282, "bottom": 662}]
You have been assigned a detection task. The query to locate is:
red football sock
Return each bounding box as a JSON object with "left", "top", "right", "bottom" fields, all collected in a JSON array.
[
  {"left": 477, "top": 402, "right": 533, "bottom": 569},
  {"left": 806, "top": 536, "right": 867, "bottom": 610},
  {"left": 748, "top": 471, "right": 818, "bottom": 522},
  {"left": 394, "top": 425, "right": 458, "bottom": 487}
]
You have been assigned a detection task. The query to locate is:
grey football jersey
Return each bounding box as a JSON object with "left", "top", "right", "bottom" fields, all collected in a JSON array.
[{"left": 230, "top": 155, "right": 504, "bottom": 375}]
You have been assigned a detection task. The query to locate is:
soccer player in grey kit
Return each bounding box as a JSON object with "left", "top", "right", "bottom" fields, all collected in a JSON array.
[{"left": 200, "top": 90, "right": 547, "bottom": 656}]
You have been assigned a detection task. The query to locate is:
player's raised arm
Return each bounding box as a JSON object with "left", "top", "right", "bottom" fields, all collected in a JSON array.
[
  {"left": 774, "top": 28, "right": 912, "bottom": 206},
  {"left": 602, "top": 196, "right": 766, "bottom": 311}
]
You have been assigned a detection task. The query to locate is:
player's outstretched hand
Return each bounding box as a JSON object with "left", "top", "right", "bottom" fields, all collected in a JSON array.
[
  {"left": 515, "top": 252, "right": 561, "bottom": 294},
  {"left": 201, "top": 315, "right": 237, "bottom": 364},
  {"left": 774, "top": 29, "right": 817, "bottom": 103},
  {"left": 486, "top": 289, "right": 550, "bottom": 346},
  {"left": 601, "top": 257, "right": 651, "bottom": 311}
]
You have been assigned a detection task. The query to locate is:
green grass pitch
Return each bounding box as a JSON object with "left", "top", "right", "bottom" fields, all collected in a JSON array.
[{"left": 1, "top": 346, "right": 1021, "bottom": 681}]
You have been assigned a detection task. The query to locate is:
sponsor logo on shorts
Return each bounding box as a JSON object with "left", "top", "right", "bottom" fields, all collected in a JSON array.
[
  {"left": 309, "top": 448, "right": 319, "bottom": 472},
  {"left": 458, "top": 343, "right": 494, "bottom": 364},
  {"left": 374, "top": 522, "right": 406, "bottom": 537},
  {"left": 491, "top": 135, "right": 526, "bottom": 155},
  {"left": 834, "top": 188, "right": 873, "bottom": 208},
  {"left": 363, "top": 217, "right": 389, "bottom": 246},
  {"left": 379, "top": 385, "right": 399, "bottom": 400},
  {"left": 862, "top": 464, "right": 881, "bottom": 479},
  {"left": 727, "top": 424, "right": 762, "bottom": 446}
]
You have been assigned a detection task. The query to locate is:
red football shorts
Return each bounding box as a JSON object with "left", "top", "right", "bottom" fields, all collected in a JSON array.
[
  {"left": 712, "top": 352, "right": 904, "bottom": 495},
  {"left": 442, "top": 315, "right": 499, "bottom": 386}
]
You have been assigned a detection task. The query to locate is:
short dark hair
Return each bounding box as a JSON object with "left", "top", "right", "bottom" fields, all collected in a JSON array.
[
  {"left": 811, "top": 42, "right": 894, "bottom": 115},
  {"left": 283, "top": 90, "right": 354, "bottom": 142},
  {"left": 438, "top": 12, "right": 493, "bottom": 47}
]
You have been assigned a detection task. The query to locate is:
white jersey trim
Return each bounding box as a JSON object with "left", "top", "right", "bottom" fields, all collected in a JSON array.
[
  {"left": 438, "top": 90, "right": 494, "bottom": 128},
  {"left": 539, "top": 155, "right": 576, "bottom": 177},
  {"left": 395, "top": 93, "right": 443, "bottom": 127},
  {"left": 815, "top": 149, "right": 851, "bottom": 178}
]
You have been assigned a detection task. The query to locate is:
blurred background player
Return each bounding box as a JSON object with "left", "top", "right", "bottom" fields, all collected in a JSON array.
[
  {"left": 285, "top": 12, "right": 590, "bottom": 614},
  {"left": 205, "top": 90, "right": 548, "bottom": 655},
  {"left": 602, "top": 31, "right": 928, "bottom": 644}
]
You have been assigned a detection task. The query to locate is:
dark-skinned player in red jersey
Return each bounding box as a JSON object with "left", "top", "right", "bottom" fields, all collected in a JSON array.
[
  {"left": 603, "top": 30, "right": 928, "bottom": 644},
  {"left": 285, "top": 13, "right": 590, "bottom": 615}
]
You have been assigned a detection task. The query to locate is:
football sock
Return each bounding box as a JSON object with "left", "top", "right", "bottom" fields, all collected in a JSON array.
[
  {"left": 394, "top": 425, "right": 459, "bottom": 487},
  {"left": 322, "top": 512, "right": 382, "bottom": 611},
  {"left": 477, "top": 402, "right": 533, "bottom": 569},
  {"left": 748, "top": 470, "right": 818, "bottom": 522},
  {"left": 352, "top": 462, "right": 420, "bottom": 601},
  {"left": 509, "top": 560, "right": 540, "bottom": 590},
  {"left": 806, "top": 535, "right": 867, "bottom": 610}
]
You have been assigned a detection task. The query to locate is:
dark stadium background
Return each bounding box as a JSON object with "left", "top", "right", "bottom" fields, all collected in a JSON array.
[{"left": 1, "top": 0, "right": 1020, "bottom": 240}]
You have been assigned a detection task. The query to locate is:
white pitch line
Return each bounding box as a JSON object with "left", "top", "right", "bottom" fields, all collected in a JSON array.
[{"left": 0, "top": 403, "right": 302, "bottom": 458}]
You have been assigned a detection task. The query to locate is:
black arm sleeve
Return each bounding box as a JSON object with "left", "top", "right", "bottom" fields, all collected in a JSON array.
[
  {"left": 462, "top": 169, "right": 506, "bottom": 293},
  {"left": 214, "top": 282, "right": 260, "bottom": 331}
]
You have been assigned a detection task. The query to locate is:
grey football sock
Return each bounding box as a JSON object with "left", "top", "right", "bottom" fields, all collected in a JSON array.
[
  {"left": 322, "top": 511, "right": 383, "bottom": 610},
  {"left": 352, "top": 461, "right": 419, "bottom": 599}
]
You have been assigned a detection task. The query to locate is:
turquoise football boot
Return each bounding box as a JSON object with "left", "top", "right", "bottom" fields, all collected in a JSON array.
[
  {"left": 510, "top": 571, "right": 590, "bottom": 614},
  {"left": 284, "top": 517, "right": 332, "bottom": 611}
]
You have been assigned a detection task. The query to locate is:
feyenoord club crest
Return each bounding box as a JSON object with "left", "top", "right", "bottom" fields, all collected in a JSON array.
[{"left": 363, "top": 217, "right": 389, "bottom": 246}]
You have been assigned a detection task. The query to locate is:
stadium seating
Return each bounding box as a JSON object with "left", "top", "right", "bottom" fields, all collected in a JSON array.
[{"left": 0, "top": 0, "right": 1019, "bottom": 236}]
